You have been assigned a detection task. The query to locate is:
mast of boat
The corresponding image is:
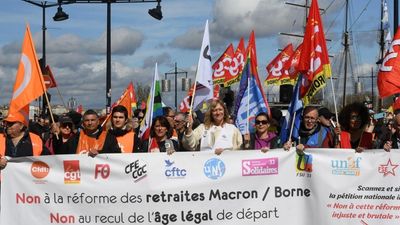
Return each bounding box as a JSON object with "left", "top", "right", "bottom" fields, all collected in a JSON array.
[{"left": 341, "top": 0, "right": 350, "bottom": 108}]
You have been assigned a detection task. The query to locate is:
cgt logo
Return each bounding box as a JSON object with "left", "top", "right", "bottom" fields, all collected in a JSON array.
[
  {"left": 63, "top": 160, "right": 81, "bottom": 184},
  {"left": 31, "top": 161, "right": 50, "bottom": 179},
  {"left": 125, "top": 160, "right": 147, "bottom": 182},
  {"left": 95, "top": 164, "right": 110, "bottom": 179},
  {"left": 164, "top": 160, "right": 186, "bottom": 178}
]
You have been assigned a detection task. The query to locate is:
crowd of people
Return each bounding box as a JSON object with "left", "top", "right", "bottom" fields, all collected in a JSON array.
[{"left": 0, "top": 98, "right": 397, "bottom": 170}]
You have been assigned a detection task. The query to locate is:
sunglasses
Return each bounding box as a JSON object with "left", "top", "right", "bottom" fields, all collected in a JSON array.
[
  {"left": 4, "top": 121, "right": 17, "bottom": 127},
  {"left": 61, "top": 123, "right": 73, "bottom": 128},
  {"left": 255, "top": 120, "right": 269, "bottom": 125}
]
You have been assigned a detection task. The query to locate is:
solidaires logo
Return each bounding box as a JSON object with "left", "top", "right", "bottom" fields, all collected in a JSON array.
[
  {"left": 31, "top": 161, "right": 50, "bottom": 179},
  {"left": 204, "top": 158, "right": 225, "bottom": 180}
]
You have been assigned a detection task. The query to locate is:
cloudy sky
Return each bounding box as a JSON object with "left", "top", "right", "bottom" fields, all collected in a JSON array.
[{"left": 0, "top": 0, "right": 392, "bottom": 110}]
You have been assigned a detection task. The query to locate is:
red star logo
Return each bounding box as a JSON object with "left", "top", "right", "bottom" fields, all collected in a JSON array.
[{"left": 378, "top": 159, "right": 399, "bottom": 177}]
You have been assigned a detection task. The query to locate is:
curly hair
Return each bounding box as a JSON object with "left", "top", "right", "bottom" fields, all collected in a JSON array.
[
  {"left": 150, "top": 116, "right": 173, "bottom": 138},
  {"left": 338, "top": 102, "right": 370, "bottom": 131},
  {"left": 204, "top": 99, "right": 230, "bottom": 128}
]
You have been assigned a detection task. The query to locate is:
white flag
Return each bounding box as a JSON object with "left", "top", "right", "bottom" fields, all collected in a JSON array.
[{"left": 192, "top": 20, "right": 213, "bottom": 110}]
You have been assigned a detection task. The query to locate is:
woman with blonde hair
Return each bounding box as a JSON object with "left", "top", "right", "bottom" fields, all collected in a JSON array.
[{"left": 182, "top": 99, "right": 242, "bottom": 154}]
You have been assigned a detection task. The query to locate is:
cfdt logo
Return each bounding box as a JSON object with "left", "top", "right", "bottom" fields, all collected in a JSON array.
[
  {"left": 204, "top": 158, "right": 225, "bottom": 180},
  {"left": 63, "top": 160, "right": 81, "bottom": 184},
  {"left": 164, "top": 160, "right": 187, "bottom": 179},
  {"left": 378, "top": 159, "right": 399, "bottom": 177},
  {"left": 295, "top": 153, "right": 313, "bottom": 173},
  {"left": 242, "top": 158, "right": 278, "bottom": 176},
  {"left": 95, "top": 164, "right": 110, "bottom": 179},
  {"left": 331, "top": 157, "right": 361, "bottom": 176},
  {"left": 125, "top": 160, "right": 147, "bottom": 182},
  {"left": 31, "top": 161, "right": 50, "bottom": 180}
]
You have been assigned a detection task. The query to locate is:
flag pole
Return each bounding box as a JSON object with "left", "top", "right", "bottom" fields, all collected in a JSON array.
[
  {"left": 55, "top": 86, "right": 68, "bottom": 110},
  {"left": 246, "top": 71, "right": 250, "bottom": 134},
  {"left": 288, "top": 111, "right": 297, "bottom": 142},
  {"left": 147, "top": 63, "right": 158, "bottom": 152}
]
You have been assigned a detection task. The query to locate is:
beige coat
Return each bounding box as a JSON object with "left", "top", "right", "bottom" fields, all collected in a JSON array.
[{"left": 182, "top": 123, "right": 243, "bottom": 151}]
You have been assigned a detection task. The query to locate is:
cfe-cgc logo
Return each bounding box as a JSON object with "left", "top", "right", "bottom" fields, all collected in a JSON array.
[
  {"left": 31, "top": 161, "right": 50, "bottom": 183},
  {"left": 242, "top": 158, "right": 278, "bottom": 176},
  {"left": 125, "top": 160, "right": 147, "bottom": 182},
  {"left": 164, "top": 159, "right": 187, "bottom": 179},
  {"left": 95, "top": 164, "right": 110, "bottom": 179},
  {"left": 63, "top": 160, "right": 81, "bottom": 184},
  {"left": 378, "top": 159, "right": 399, "bottom": 177},
  {"left": 204, "top": 158, "right": 225, "bottom": 180},
  {"left": 331, "top": 157, "right": 361, "bottom": 176}
]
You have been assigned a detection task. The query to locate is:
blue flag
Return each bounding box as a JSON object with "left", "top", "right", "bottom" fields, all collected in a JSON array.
[
  {"left": 280, "top": 75, "right": 304, "bottom": 143},
  {"left": 234, "top": 58, "right": 269, "bottom": 135}
]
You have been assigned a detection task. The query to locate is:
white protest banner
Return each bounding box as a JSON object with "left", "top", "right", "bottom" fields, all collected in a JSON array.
[{"left": 1, "top": 149, "right": 400, "bottom": 225}]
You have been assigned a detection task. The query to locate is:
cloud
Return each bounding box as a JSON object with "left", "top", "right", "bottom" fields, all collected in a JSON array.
[{"left": 142, "top": 52, "right": 172, "bottom": 68}]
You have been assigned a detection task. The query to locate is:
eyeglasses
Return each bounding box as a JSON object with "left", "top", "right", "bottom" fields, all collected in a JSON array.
[
  {"left": 303, "top": 116, "right": 317, "bottom": 122},
  {"left": 255, "top": 120, "right": 269, "bottom": 125},
  {"left": 350, "top": 115, "right": 361, "bottom": 121}
]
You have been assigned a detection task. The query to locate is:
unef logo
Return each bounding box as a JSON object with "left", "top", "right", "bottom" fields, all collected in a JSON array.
[
  {"left": 295, "top": 153, "right": 313, "bottom": 173},
  {"left": 125, "top": 160, "right": 147, "bottom": 182},
  {"left": 331, "top": 157, "right": 361, "bottom": 176},
  {"left": 378, "top": 159, "right": 399, "bottom": 177},
  {"left": 164, "top": 160, "right": 187, "bottom": 179},
  {"left": 63, "top": 160, "right": 81, "bottom": 184},
  {"left": 95, "top": 164, "right": 110, "bottom": 179},
  {"left": 31, "top": 161, "right": 50, "bottom": 179},
  {"left": 204, "top": 158, "right": 225, "bottom": 180}
]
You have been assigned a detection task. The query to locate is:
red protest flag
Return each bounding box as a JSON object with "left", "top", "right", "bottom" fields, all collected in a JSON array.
[
  {"left": 9, "top": 25, "right": 47, "bottom": 113},
  {"left": 128, "top": 81, "right": 138, "bottom": 109},
  {"left": 212, "top": 43, "right": 234, "bottom": 85},
  {"left": 297, "top": 0, "right": 331, "bottom": 105},
  {"left": 288, "top": 43, "right": 303, "bottom": 79},
  {"left": 43, "top": 65, "right": 57, "bottom": 89},
  {"left": 179, "top": 83, "right": 195, "bottom": 113},
  {"left": 378, "top": 27, "right": 400, "bottom": 98},
  {"left": 224, "top": 38, "right": 245, "bottom": 87},
  {"left": 264, "top": 43, "right": 294, "bottom": 86}
]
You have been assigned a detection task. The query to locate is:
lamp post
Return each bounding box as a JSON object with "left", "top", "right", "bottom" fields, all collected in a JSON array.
[
  {"left": 53, "top": 0, "right": 162, "bottom": 114},
  {"left": 162, "top": 63, "right": 189, "bottom": 109},
  {"left": 23, "top": 0, "right": 65, "bottom": 115}
]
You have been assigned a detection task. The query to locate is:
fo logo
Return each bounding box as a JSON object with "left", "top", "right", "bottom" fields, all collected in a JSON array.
[
  {"left": 31, "top": 161, "right": 50, "bottom": 179},
  {"left": 204, "top": 158, "right": 225, "bottom": 180}
]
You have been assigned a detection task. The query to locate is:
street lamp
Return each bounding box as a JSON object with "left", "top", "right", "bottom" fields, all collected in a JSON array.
[
  {"left": 23, "top": 0, "right": 67, "bottom": 115},
  {"left": 53, "top": 0, "right": 162, "bottom": 114},
  {"left": 162, "top": 63, "right": 190, "bottom": 109}
]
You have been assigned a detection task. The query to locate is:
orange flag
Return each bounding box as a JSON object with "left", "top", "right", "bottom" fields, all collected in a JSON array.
[
  {"left": 9, "top": 25, "right": 47, "bottom": 114},
  {"left": 297, "top": 0, "right": 331, "bottom": 105},
  {"left": 378, "top": 27, "right": 400, "bottom": 98},
  {"left": 102, "top": 84, "right": 133, "bottom": 128}
]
